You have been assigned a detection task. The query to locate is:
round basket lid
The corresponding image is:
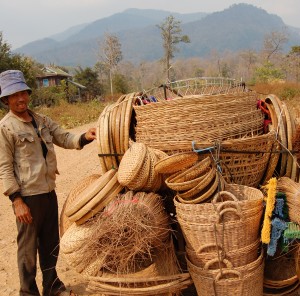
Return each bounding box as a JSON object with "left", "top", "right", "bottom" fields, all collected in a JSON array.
[
  {"left": 154, "top": 151, "right": 199, "bottom": 174},
  {"left": 118, "top": 142, "right": 147, "bottom": 186}
]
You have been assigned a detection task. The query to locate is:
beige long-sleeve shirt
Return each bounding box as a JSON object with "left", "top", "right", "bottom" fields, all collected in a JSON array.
[{"left": 0, "top": 109, "right": 82, "bottom": 197}]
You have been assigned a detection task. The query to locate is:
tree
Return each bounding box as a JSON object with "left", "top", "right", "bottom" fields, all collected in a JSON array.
[
  {"left": 285, "top": 46, "right": 300, "bottom": 82},
  {"left": 262, "top": 29, "right": 289, "bottom": 62},
  {"left": 157, "top": 15, "right": 190, "bottom": 81},
  {"left": 99, "top": 33, "right": 122, "bottom": 96},
  {"left": 0, "top": 32, "right": 38, "bottom": 98},
  {"left": 253, "top": 61, "right": 284, "bottom": 83},
  {"left": 239, "top": 50, "right": 258, "bottom": 81},
  {"left": 74, "top": 67, "right": 103, "bottom": 100},
  {"left": 0, "top": 32, "right": 11, "bottom": 73}
]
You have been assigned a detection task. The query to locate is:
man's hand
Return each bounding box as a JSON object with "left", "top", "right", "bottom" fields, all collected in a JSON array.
[
  {"left": 85, "top": 127, "right": 96, "bottom": 141},
  {"left": 13, "top": 198, "right": 33, "bottom": 224}
]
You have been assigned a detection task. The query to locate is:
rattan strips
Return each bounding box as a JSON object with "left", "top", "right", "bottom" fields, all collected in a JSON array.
[
  {"left": 117, "top": 142, "right": 147, "bottom": 186},
  {"left": 117, "top": 142, "right": 168, "bottom": 192},
  {"left": 67, "top": 170, "right": 124, "bottom": 224},
  {"left": 96, "top": 93, "right": 140, "bottom": 173},
  {"left": 134, "top": 92, "right": 265, "bottom": 152},
  {"left": 65, "top": 170, "right": 115, "bottom": 217},
  {"left": 60, "top": 174, "right": 101, "bottom": 237},
  {"left": 154, "top": 151, "right": 199, "bottom": 174}
]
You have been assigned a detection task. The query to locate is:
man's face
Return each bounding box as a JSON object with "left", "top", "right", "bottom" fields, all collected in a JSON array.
[{"left": 7, "top": 90, "right": 30, "bottom": 115}]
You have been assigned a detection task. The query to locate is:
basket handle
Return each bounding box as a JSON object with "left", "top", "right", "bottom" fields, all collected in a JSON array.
[
  {"left": 212, "top": 191, "right": 239, "bottom": 204},
  {"left": 204, "top": 258, "right": 233, "bottom": 270},
  {"left": 215, "top": 269, "right": 241, "bottom": 282},
  {"left": 196, "top": 243, "right": 222, "bottom": 254},
  {"left": 217, "top": 208, "right": 242, "bottom": 223},
  {"left": 216, "top": 200, "right": 242, "bottom": 214}
]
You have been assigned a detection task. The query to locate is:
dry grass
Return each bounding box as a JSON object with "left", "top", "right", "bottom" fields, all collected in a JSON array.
[
  {"left": 251, "top": 82, "right": 300, "bottom": 101},
  {"left": 34, "top": 100, "right": 108, "bottom": 129}
]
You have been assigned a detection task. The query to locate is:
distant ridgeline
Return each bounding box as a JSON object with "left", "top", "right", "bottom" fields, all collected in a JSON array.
[{"left": 14, "top": 4, "right": 300, "bottom": 67}]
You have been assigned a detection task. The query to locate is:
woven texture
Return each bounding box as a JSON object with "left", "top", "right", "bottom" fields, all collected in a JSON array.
[
  {"left": 59, "top": 174, "right": 101, "bottom": 237},
  {"left": 117, "top": 142, "right": 147, "bottom": 186},
  {"left": 187, "top": 252, "right": 264, "bottom": 296},
  {"left": 134, "top": 93, "right": 264, "bottom": 153},
  {"left": 96, "top": 93, "right": 139, "bottom": 173},
  {"left": 193, "top": 131, "right": 276, "bottom": 187},
  {"left": 264, "top": 244, "right": 300, "bottom": 293},
  {"left": 154, "top": 151, "right": 199, "bottom": 174}
]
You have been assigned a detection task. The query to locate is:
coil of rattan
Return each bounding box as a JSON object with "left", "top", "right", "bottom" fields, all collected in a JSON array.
[{"left": 60, "top": 173, "right": 101, "bottom": 237}]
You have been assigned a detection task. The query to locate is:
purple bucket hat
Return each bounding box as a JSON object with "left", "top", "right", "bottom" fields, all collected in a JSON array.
[{"left": 0, "top": 70, "right": 32, "bottom": 100}]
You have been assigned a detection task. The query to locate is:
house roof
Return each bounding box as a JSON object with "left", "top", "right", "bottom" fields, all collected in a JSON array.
[
  {"left": 67, "top": 79, "right": 86, "bottom": 89},
  {"left": 36, "top": 66, "right": 72, "bottom": 78}
]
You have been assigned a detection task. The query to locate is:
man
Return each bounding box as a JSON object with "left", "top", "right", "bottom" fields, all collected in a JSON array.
[{"left": 0, "top": 70, "right": 96, "bottom": 296}]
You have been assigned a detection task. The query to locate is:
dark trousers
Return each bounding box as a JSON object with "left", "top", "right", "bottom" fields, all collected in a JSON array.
[{"left": 15, "top": 191, "right": 65, "bottom": 296}]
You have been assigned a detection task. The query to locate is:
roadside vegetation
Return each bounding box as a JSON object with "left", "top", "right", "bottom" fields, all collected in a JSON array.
[{"left": 1, "top": 15, "right": 300, "bottom": 127}]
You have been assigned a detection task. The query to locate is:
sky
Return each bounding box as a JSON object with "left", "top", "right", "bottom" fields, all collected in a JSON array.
[{"left": 1, "top": 0, "right": 300, "bottom": 50}]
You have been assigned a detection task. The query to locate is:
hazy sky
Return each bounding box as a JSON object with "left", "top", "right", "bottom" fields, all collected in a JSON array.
[{"left": 1, "top": 0, "right": 300, "bottom": 49}]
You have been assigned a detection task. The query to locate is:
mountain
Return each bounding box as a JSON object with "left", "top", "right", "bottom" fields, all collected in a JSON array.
[
  {"left": 14, "top": 4, "right": 300, "bottom": 67},
  {"left": 49, "top": 23, "right": 88, "bottom": 42}
]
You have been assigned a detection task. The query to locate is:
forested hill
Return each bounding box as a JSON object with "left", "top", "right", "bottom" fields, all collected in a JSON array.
[{"left": 14, "top": 4, "right": 300, "bottom": 67}]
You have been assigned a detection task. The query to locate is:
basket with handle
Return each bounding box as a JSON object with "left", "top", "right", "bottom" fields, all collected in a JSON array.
[
  {"left": 174, "top": 183, "right": 263, "bottom": 213},
  {"left": 186, "top": 238, "right": 261, "bottom": 268},
  {"left": 177, "top": 207, "right": 262, "bottom": 252},
  {"left": 175, "top": 190, "right": 263, "bottom": 224},
  {"left": 186, "top": 252, "right": 264, "bottom": 296}
]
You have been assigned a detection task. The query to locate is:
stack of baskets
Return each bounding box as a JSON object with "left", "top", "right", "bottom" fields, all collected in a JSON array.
[
  {"left": 96, "top": 90, "right": 281, "bottom": 188},
  {"left": 64, "top": 169, "right": 124, "bottom": 225},
  {"left": 160, "top": 154, "right": 225, "bottom": 203},
  {"left": 61, "top": 190, "right": 193, "bottom": 295},
  {"left": 175, "top": 183, "right": 264, "bottom": 295},
  {"left": 261, "top": 94, "right": 298, "bottom": 181},
  {"left": 133, "top": 92, "right": 264, "bottom": 153},
  {"left": 117, "top": 142, "right": 168, "bottom": 192}
]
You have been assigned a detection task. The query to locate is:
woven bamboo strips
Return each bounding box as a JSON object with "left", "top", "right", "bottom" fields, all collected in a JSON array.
[{"left": 134, "top": 94, "right": 264, "bottom": 148}]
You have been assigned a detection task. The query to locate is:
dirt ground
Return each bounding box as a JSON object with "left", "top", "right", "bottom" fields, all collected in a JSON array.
[{"left": 0, "top": 122, "right": 101, "bottom": 295}]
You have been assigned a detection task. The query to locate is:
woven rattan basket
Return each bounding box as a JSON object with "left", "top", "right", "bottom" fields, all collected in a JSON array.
[
  {"left": 133, "top": 93, "right": 264, "bottom": 154},
  {"left": 186, "top": 238, "right": 261, "bottom": 268},
  {"left": 177, "top": 209, "right": 262, "bottom": 252},
  {"left": 192, "top": 131, "right": 276, "bottom": 187},
  {"left": 154, "top": 151, "right": 199, "bottom": 174},
  {"left": 117, "top": 142, "right": 147, "bottom": 186},
  {"left": 174, "top": 184, "right": 263, "bottom": 224},
  {"left": 264, "top": 244, "right": 300, "bottom": 293},
  {"left": 186, "top": 252, "right": 264, "bottom": 296}
]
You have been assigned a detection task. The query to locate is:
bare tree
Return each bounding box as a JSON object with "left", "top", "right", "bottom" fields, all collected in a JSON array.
[
  {"left": 239, "top": 49, "right": 258, "bottom": 81},
  {"left": 286, "top": 46, "right": 300, "bottom": 82},
  {"left": 262, "top": 28, "right": 289, "bottom": 62},
  {"left": 157, "top": 15, "right": 190, "bottom": 81},
  {"left": 99, "top": 33, "right": 122, "bottom": 95}
]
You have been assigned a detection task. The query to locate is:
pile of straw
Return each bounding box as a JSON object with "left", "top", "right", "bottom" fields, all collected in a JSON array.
[{"left": 61, "top": 191, "right": 172, "bottom": 275}]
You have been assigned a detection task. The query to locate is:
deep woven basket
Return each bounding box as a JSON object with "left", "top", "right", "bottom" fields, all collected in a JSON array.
[
  {"left": 186, "top": 238, "right": 261, "bottom": 268},
  {"left": 177, "top": 209, "right": 262, "bottom": 252}
]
